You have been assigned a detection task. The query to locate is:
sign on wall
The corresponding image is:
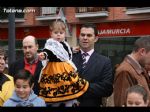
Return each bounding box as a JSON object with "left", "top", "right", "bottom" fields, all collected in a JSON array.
[
  {"left": 0, "top": 26, "right": 50, "bottom": 40},
  {"left": 76, "top": 20, "right": 150, "bottom": 37}
]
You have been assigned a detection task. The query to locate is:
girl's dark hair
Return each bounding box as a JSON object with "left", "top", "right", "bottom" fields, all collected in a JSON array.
[
  {"left": 14, "top": 69, "right": 34, "bottom": 87},
  {"left": 126, "top": 85, "right": 149, "bottom": 103}
]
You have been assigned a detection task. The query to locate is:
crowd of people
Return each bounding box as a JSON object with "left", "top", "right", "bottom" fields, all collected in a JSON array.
[{"left": 0, "top": 19, "right": 150, "bottom": 107}]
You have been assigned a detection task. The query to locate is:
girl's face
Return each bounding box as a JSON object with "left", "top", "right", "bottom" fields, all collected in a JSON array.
[
  {"left": 51, "top": 29, "right": 65, "bottom": 42},
  {"left": 15, "top": 79, "right": 33, "bottom": 100},
  {"left": 126, "top": 92, "right": 149, "bottom": 107}
]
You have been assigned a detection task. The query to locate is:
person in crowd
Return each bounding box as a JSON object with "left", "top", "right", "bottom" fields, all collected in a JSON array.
[
  {"left": 0, "top": 46, "right": 14, "bottom": 106},
  {"left": 125, "top": 85, "right": 149, "bottom": 107},
  {"left": 144, "top": 63, "right": 150, "bottom": 78},
  {"left": 114, "top": 37, "right": 150, "bottom": 106},
  {"left": 9, "top": 35, "right": 43, "bottom": 95},
  {"left": 38, "top": 20, "right": 89, "bottom": 107},
  {"left": 72, "top": 23, "right": 113, "bottom": 107},
  {"left": 3, "top": 57, "right": 8, "bottom": 74},
  {"left": 3, "top": 69, "right": 46, "bottom": 107}
]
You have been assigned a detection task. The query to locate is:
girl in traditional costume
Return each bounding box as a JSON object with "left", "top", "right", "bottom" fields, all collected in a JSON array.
[{"left": 38, "top": 20, "right": 89, "bottom": 107}]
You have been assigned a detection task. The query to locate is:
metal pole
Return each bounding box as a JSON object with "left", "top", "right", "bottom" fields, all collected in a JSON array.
[{"left": 8, "top": 7, "right": 16, "bottom": 67}]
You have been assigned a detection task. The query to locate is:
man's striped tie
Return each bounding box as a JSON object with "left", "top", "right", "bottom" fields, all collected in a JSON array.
[{"left": 82, "top": 52, "right": 88, "bottom": 70}]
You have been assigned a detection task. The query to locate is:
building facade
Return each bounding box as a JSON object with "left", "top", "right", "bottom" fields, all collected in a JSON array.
[{"left": 1, "top": 7, "right": 150, "bottom": 67}]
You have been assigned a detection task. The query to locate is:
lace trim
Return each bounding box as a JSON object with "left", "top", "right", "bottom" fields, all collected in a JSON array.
[
  {"left": 44, "top": 38, "right": 70, "bottom": 61},
  {"left": 44, "top": 39, "right": 77, "bottom": 70}
]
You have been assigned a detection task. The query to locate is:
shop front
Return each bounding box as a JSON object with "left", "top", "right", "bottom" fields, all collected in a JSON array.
[{"left": 76, "top": 20, "right": 150, "bottom": 68}]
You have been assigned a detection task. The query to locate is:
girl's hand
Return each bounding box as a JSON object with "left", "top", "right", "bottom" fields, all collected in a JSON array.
[
  {"left": 38, "top": 52, "right": 45, "bottom": 60},
  {"left": 72, "top": 46, "right": 80, "bottom": 53},
  {"left": 72, "top": 100, "right": 80, "bottom": 107}
]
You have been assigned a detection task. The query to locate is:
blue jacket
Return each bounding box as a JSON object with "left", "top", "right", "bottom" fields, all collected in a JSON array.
[{"left": 3, "top": 90, "right": 46, "bottom": 107}]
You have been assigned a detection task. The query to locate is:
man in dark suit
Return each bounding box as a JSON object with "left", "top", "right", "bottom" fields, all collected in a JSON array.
[
  {"left": 72, "top": 24, "right": 113, "bottom": 107},
  {"left": 9, "top": 35, "right": 43, "bottom": 95}
]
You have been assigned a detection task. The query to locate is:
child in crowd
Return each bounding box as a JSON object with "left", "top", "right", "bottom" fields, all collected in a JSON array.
[
  {"left": 3, "top": 69, "right": 46, "bottom": 107},
  {"left": 125, "top": 85, "right": 149, "bottom": 107},
  {"left": 0, "top": 46, "right": 14, "bottom": 106},
  {"left": 38, "top": 20, "right": 89, "bottom": 107}
]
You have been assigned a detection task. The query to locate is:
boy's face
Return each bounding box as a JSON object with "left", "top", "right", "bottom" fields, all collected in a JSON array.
[
  {"left": 51, "top": 29, "right": 65, "bottom": 42},
  {"left": 15, "top": 79, "right": 32, "bottom": 100}
]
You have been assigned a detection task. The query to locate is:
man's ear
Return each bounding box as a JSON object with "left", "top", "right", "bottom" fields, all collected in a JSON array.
[
  {"left": 139, "top": 48, "right": 146, "bottom": 56},
  {"left": 94, "top": 36, "right": 98, "bottom": 43},
  {"left": 146, "top": 100, "right": 149, "bottom": 106},
  {"left": 36, "top": 44, "right": 39, "bottom": 50}
]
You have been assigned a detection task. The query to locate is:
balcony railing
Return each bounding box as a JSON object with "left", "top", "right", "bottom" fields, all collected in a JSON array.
[
  {"left": 127, "top": 7, "right": 149, "bottom": 9},
  {"left": 126, "top": 7, "right": 150, "bottom": 14},
  {"left": 36, "top": 7, "right": 60, "bottom": 21},
  {"left": 41, "top": 7, "right": 58, "bottom": 15},
  {"left": 76, "top": 7, "right": 108, "bottom": 13},
  {"left": 75, "top": 7, "right": 108, "bottom": 18}
]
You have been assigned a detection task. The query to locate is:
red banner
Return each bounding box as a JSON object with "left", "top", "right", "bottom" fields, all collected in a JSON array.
[
  {"left": 76, "top": 20, "right": 150, "bottom": 37},
  {"left": 0, "top": 26, "right": 50, "bottom": 40}
]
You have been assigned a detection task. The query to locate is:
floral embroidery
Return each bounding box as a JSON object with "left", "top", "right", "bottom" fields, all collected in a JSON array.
[{"left": 39, "top": 71, "right": 87, "bottom": 100}]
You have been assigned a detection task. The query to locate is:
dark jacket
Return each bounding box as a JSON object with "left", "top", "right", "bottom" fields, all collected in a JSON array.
[
  {"left": 8, "top": 58, "right": 43, "bottom": 95},
  {"left": 72, "top": 51, "right": 113, "bottom": 107}
]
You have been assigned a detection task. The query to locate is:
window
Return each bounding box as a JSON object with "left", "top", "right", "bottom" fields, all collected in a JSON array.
[
  {"left": 95, "top": 37, "right": 139, "bottom": 69},
  {"left": 41, "top": 7, "right": 58, "bottom": 16}
]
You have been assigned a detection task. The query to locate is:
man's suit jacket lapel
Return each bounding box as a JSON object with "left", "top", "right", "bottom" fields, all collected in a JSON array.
[
  {"left": 83, "top": 52, "right": 97, "bottom": 73},
  {"left": 74, "top": 51, "right": 97, "bottom": 77}
]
